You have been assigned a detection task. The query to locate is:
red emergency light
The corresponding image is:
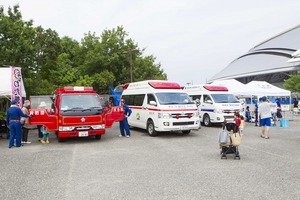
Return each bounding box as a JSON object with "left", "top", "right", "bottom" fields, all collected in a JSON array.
[
  {"left": 203, "top": 85, "right": 228, "bottom": 91},
  {"left": 123, "top": 83, "right": 129, "bottom": 89},
  {"left": 148, "top": 82, "right": 181, "bottom": 89}
]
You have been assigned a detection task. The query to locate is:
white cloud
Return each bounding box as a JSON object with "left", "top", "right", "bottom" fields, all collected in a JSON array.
[{"left": 2, "top": 0, "right": 300, "bottom": 85}]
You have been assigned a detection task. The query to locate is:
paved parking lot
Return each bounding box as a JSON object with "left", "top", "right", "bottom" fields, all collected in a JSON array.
[{"left": 0, "top": 113, "right": 300, "bottom": 200}]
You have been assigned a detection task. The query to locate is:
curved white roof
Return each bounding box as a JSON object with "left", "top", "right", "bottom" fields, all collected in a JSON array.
[{"left": 209, "top": 25, "right": 300, "bottom": 83}]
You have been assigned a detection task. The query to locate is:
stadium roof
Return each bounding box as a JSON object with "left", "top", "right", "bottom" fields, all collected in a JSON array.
[{"left": 209, "top": 25, "right": 300, "bottom": 84}]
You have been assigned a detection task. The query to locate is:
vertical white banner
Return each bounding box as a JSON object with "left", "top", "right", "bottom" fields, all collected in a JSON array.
[{"left": 11, "top": 67, "right": 23, "bottom": 107}]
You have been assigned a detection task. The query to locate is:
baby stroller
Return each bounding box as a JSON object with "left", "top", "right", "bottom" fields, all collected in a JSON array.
[{"left": 219, "top": 122, "right": 240, "bottom": 160}]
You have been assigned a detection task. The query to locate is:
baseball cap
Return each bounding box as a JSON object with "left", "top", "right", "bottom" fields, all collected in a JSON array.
[
  {"left": 11, "top": 100, "right": 17, "bottom": 105},
  {"left": 261, "top": 96, "right": 267, "bottom": 101}
]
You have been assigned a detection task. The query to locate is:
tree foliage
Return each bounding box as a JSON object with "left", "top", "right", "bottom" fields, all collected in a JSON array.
[
  {"left": 0, "top": 5, "right": 167, "bottom": 96},
  {"left": 284, "top": 72, "right": 300, "bottom": 92}
]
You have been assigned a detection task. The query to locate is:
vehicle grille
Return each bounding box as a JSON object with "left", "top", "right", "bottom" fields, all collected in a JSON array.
[
  {"left": 76, "top": 126, "right": 91, "bottom": 130},
  {"left": 171, "top": 113, "right": 194, "bottom": 119},
  {"left": 223, "top": 110, "right": 240, "bottom": 114},
  {"left": 173, "top": 122, "right": 195, "bottom": 126}
]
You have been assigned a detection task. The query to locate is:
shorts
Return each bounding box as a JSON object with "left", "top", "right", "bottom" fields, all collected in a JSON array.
[{"left": 260, "top": 118, "right": 271, "bottom": 126}]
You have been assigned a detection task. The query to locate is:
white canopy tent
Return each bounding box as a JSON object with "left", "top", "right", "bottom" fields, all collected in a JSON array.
[
  {"left": 210, "top": 79, "right": 248, "bottom": 96},
  {"left": 244, "top": 81, "right": 291, "bottom": 112},
  {"left": 244, "top": 81, "right": 291, "bottom": 97},
  {"left": 0, "top": 67, "right": 26, "bottom": 99},
  {"left": 210, "top": 79, "right": 291, "bottom": 112}
]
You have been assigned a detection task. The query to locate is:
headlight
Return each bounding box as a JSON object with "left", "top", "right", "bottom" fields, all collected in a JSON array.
[
  {"left": 215, "top": 109, "right": 222, "bottom": 114},
  {"left": 91, "top": 124, "right": 105, "bottom": 129},
  {"left": 193, "top": 112, "right": 199, "bottom": 117},
  {"left": 59, "top": 126, "right": 75, "bottom": 131},
  {"left": 158, "top": 113, "right": 171, "bottom": 119}
]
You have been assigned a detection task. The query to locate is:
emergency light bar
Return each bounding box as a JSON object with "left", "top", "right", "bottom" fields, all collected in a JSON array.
[
  {"left": 64, "top": 86, "right": 93, "bottom": 91},
  {"left": 148, "top": 82, "right": 181, "bottom": 89},
  {"left": 203, "top": 85, "right": 228, "bottom": 91}
]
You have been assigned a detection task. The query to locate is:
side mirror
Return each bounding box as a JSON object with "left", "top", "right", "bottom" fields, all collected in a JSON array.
[
  {"left": 206, "top": 99, "right": 213, "bottom": 104},
  {"left": 149, "top": 100, "right": 157, "bottom": 106}
]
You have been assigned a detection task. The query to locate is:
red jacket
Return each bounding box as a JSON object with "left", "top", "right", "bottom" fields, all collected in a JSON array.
[{"left": 234, "top": 118, "right": 241, "bottom": 127}]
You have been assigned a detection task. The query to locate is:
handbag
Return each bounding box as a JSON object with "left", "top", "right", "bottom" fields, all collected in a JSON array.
[
  {"left": 218, "top": 128, "right": 230, "bottom": 146},
  {"left": 230, "top": 132, "right": 243, "bottom": 146}
]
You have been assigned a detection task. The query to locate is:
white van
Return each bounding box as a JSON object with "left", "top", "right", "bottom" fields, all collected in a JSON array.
[
  {"left": 121, "top": 80, "right": 200, "bottom": 136},
  {"left": 184, "top": 85, "right": 241, "bottom": 126}
]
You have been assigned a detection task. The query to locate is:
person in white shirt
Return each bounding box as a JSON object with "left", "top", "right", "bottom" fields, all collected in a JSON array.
[{"left": 258, "top": 96, "right": 272, "bottom": 139}]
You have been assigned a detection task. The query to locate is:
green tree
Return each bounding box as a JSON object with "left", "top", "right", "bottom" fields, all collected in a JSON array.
[
  {"left": 0, "top": 6, "right": 167, "bottom": 96},
  {"left": 284, "top": 72, "right": 300, "bottom": 92},
  {"left": 0, "top": 5, "right": 36, "bottom": 95}
]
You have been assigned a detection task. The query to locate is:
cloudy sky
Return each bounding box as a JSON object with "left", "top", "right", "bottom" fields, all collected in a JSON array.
[{"left": 2, "top": 0, "right": 300, "bottom": 85}]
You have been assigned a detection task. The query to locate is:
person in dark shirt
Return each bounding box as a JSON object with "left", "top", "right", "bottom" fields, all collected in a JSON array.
[
  {"left": 6, "top": 100, "right": 30, "bottom": 148},
  {"left": 293, "top": 97, "right": 299, "bottom": 116}
]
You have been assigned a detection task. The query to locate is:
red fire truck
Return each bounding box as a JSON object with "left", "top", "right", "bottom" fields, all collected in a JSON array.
[{"left": 29, "top": 86, "right": 124, "bottom": 142}]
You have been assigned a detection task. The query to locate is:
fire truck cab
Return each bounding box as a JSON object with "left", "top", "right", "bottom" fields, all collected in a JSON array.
[{"left": 29, "top": 86, "right": 124, "bottom": 142}]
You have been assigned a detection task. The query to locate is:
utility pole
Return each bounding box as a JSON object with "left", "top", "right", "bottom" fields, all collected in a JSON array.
[{"left": 123, "top": 49, "right": 139, "bottom": 82}]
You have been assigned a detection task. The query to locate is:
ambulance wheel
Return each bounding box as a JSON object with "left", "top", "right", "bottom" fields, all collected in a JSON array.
[
  {"left": 95, "top": 135, "right": 101, "bottom": 140},
  {"left": 203, "top": 114, "right": 211, "bottom": 127},
  {"left": 182, "top": 130, "right": 191, "bottom": 134},
  {"left": 147, "top": 120, "right": 157, "bottom": 137}
]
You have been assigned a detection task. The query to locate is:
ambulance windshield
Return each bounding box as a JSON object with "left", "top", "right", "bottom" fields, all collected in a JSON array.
[
  {"left": 211, "top": 93, "right": 239, "bottom": 103},
  {"left": 60, "top": 94, "right": 103, "bottom": 115},
  {"left": 156, "top": 92, "right": 194, "bottom": 105}
]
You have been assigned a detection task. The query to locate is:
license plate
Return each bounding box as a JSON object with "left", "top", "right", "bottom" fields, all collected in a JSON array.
[
  {"left": 79, "top": 131, "right": 88, "bottom": 137},
  {"left": 180, "top": 126, "right": 189, "bottom": 130}
]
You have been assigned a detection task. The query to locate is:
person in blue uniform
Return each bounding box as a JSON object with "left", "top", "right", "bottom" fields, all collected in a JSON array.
[
  {"left": 119, "top": 99, "right": 132, "bottom": 138},
  {"left": 6, "top": 100, "right": 30, "bottom": 148},
  {"left": 254, "top": 101, "right": 259, "bottom": 126},
  {"left": 275, "top": 98, "right": 282, "bottom": 119}
]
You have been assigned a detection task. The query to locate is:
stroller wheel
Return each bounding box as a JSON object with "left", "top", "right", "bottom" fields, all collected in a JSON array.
[{"left": 234, "top": 156, "right": 240, "bottom": 160}]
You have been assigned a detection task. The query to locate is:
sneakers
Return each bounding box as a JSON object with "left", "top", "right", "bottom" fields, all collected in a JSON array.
[
  {"left": 41, "top": 140, "right": 46, "bottom": 144},
  {"left": 46, "top": 139, "right": 50, "bottom": 144},
  {"left": 119, "top": 134, "right": 130, "bottom": 138},
  {"left": 21, "top": 141, "right": 25, "bottom": 144},
  {"left": 25, "top": 141, "right": 32, "bottom": 144}
]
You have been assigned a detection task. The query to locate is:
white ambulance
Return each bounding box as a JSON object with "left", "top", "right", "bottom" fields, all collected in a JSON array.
[
  {"left": 121, "top": 80, "right": 200, "bottom": 136},
  {"left": 184, "top": 85, "right": 241, "bottom": 126}
]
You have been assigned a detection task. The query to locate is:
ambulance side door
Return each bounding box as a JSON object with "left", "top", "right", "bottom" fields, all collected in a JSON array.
[
  {"left": 140, "top": 93, "right": 156, "bottom": 130},
  {"left": 201, "top": 94, "right": 214, "bottom": 118},
  {"left": 129, "top": 94, "right": 146, "bottom": 129}
]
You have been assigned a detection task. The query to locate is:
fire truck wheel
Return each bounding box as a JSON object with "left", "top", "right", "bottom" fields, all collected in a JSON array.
[
  {"left": 147, "top": 120, "right": 158, "bottom": 137},
  {"left": 95, "top": 135, "right": 101, "bottom": 140}
]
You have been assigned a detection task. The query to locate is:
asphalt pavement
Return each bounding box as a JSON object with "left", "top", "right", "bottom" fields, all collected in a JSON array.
[{"left": 0, "top": 112, "right": 300, "bottom": 200}]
